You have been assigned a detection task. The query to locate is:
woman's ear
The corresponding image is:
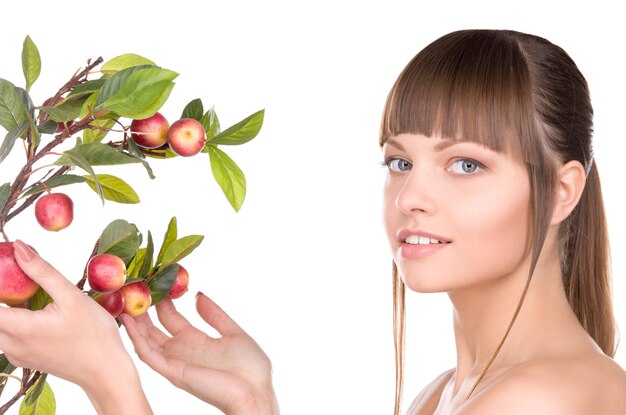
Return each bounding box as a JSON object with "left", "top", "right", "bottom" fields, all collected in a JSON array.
[{"left": 551, "top": 160, "right": 586, "bottom": 225}]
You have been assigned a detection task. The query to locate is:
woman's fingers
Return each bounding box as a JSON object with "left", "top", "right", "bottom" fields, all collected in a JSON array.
[
  {"left": 195, "top": 292, "right": 243, "bottom": 337},
  {"left": 133, "top": 312, "right": 170, "bottom": 347},
  {"left": 13, "top": 240, "right": 78, "bottom": 306},
  {"left": 154, "top": 298, "right": 191, "bottom": 335},
  {"left": 121, "top": 313, "right": 172, "bottom": 376}
]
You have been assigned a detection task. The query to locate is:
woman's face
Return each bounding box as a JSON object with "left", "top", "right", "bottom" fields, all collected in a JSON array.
[{"left": 382, "top": 133, "right": 532, "bottom": 293}]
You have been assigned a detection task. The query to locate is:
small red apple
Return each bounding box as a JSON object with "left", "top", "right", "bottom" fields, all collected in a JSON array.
[
  {"left": 130, "top": 112, "right": 170, "bottom": 149},
  {"left": 94, "top": 290, "right": 124, "bottom": 318},
  {"left": 121, "top": 281, "right": 152, "bottom": 317},
  {"left": 34, "top": 193, "right": 74, "bottom": 231},
  {"left": 87, "top": 254, "right": 127, "bottom": 293},
  {"left": 167, "top": 118, "right": 206, "bottom": 157},
  {"left": 0, "top": 242, "right": 40, "bottom": 305},
  {"left": 167, "top": 264, "right": 189, "bottom": 299}
]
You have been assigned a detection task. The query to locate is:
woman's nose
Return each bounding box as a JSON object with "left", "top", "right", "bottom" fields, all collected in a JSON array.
[{"left": 394, "top": 168, "right": 438, "bottom": 216}]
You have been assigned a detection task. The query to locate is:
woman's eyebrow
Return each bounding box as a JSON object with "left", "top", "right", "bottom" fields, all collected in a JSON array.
[{"left": 384, "top": 138, "right": 405, "bottom": 151}]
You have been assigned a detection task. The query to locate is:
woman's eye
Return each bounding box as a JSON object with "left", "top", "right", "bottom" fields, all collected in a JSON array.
[
  {"left": 448, "top": 158, "right": 484, "bottom": 174},
  {"left": 383, "top": 158, "right": 412, "bottom": 172}
]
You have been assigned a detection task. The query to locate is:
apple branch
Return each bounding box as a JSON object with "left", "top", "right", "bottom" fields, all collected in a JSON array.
[
  {"left": 0, "top": 369, "right": 43, "bottom": 414},
  {"left": 0, "top": 102, "right": 108, "bottom": 239}
]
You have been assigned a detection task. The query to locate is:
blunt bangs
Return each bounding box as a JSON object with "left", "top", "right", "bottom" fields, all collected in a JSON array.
[{"left": 380, "top": 30, "right": 540, "bottom": 164}]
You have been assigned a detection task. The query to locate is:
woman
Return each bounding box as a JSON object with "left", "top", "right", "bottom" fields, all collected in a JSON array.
[
  {"left": 1, "top": 29, "right": 624, "bottom": 414},
  {"left": 380, "top": 30, "right": 626, "bottom": 414}
]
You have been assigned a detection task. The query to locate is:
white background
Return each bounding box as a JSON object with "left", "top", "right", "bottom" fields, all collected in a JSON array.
[{"left": 1, "top": 1, "right": 624, "bottom": 414}]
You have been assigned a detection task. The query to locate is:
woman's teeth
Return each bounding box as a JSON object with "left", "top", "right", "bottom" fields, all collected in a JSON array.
[{"left": 405, "top": 235, "right": 444, "bottom": 245}]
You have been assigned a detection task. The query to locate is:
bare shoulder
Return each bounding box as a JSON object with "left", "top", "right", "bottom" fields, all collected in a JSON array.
[
  {"left": 406, "top": 369, "right": 455, "bottom": 414},
  {"left": 462, "top": 353, "right": 626, "bottom": 415}
]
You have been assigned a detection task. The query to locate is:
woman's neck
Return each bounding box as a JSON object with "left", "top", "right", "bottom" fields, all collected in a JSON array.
[{"left": 446, "top": 230, "right": 587, "bottom": 397}]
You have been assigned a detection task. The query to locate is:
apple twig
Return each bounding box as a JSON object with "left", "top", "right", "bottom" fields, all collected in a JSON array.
[{"left": 0, "top": 370, "right": 43, "bottom": 414}]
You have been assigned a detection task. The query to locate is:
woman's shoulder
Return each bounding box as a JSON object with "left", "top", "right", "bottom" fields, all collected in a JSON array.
[{"left": 464, "top": 352, "right": 626, "bottom": 415}]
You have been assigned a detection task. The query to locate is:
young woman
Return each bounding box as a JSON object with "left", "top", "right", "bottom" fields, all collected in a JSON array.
[
  {"left": 1, "top": 29, "right": 624, "bottom": 414},
  {"left": 380, "top": 30, "right": 626, "bottom": 414}
]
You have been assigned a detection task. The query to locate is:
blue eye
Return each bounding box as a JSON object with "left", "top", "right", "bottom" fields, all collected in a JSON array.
[
  {"left": 449, "top": 158, "right": 484, "bottom": 174},
  {"left": 383, "top": 158, "right": 412, "bottom": 172}
]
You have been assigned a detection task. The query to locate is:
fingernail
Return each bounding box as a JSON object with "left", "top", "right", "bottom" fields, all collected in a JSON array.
[
  {"left": 14, "top": 240, "right": 35, "bottom": 262},
  {"left": 196, "top": 291, "right": 204, "bottom": 299}
]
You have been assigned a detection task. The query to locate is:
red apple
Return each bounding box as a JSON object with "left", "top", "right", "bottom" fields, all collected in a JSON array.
[
  {"left": 167, "top": 118, "right": 206, "bottom": 157},
  {"left": 87, "top": 254, "right": 127, "bottom": 293},
  {"left": 42, "top": 97, "right": 73, "bottom": 133},
  {"left": 94, "top": 290, "right": 124, "bottom": 318},
  {"left": 130, "top": 112, "right": 170, "bottom": 149},
  {"left": 167, "top": 264, "right": 189, "bottom": 299},
  {"left": 121, "top": 281, "right": 152, "bottom": 317},
  {"left": 34, "top": 193, "right": 74, "bottom": 231},
  {"left": 0, "top": 242, "right": 40, "bottom": 305}
]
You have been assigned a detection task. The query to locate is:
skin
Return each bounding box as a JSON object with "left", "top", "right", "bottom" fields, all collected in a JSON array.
[
  {"left": 382, "top": 133, "right": 626, "bottom": 414},
  {"left": 0, "top": 240, "right": 279, "bottom": 415}
]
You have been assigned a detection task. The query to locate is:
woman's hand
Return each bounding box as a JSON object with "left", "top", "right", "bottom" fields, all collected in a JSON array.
[
  {"left": 0, "top": 240, "right": 152, "bottom": 415},
  {"left": 121, "top": 293, "right": 279, "bottom": 415}
]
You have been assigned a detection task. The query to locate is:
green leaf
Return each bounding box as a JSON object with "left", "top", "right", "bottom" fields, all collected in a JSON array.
[
  {"left": 207, "top": 146, "right": 246, "bottom": 211},
  {"left": 101, "top": 54, "right": 156, "bottom": 75},
  {"left": 22, "top": 36, "right": 41, "bottom": 93},
  {"left": 124, "top": 141, "right": 156, "bottom": 179},
  {"left": 83, "top": 118, "right": 116, "bottom": 143},
  {"left": 96, "top": 66, "right": 178, "bottom": 119},
  {"left": 181, "top": 98, "right": 203, "bottom": 121},
  {"left": 127, "top": 248, "right": 146, "bottom": 278},
  {"left": 208, "top": 109, "right": 264, "bottom": 145},
  {"left": 55, "top": 143, "right": 141, "bottom": 166},
  {"left": 103, "top": 79, "right": 175, "bottom": 120},
  {"left": 55, "top": 95, "right": 87, "bottom": 119},
  {"left": 14, "top": 87, "right": 40, "bottom": 147},
  {"left": 29, "top": 288, "right": 53, "bottom": 311},
  {"left": 37, "top": 96, "right": 86, "bottom": 123},
  {"left": 79, "top": 90, "right": 98, "bottom": 117},
  {"left": 83, "top": 174, "right": 140, "bottom": 204},
  {"left": 24, "top": 374, "right": 48, "bottom": 406},
  {"left": 160, "top": 235, "right": 204, "bottom": 269},
  {"left": 200, "top": 107, "right": 220, "bottom": 141},
  {"left": 55, "top": 149, "right": 103, "bottom": 203},
  {"left": 148, "top": 264, "right": 179, "bottom": 305},
  {"left": 95, "top": 65, "right": 152, "bottom": 107},
  {"left": 68, "top": 79, "right": 106, "bottom": 98},
  {"left": 38, "top": 120, "right": 57, "bottom": 134},
  {"left": 0, "top": 121, "right": 29, "bottom": 166},
  {"left": 37, "top": 106, "right": 74, "bottom": 122},
  {"left": 19, "top": 379, "right": 55, "bottom": 415},
  {"left": 0, "top": 78, "right": 28, "bottom": 131},
  {"left": 23, "top": 174, "right": 86, "bottom": 197},
  {"left": 97, "top": 219, "right": 141, "bottom": 261},
  {"left": 156, "top": 217, "right": 177, "bottom": 266},
  {"left": 138, "top": 231, "right": 154, "bottom": 279},
  {"left": 0, "top": 182, "right": 10, "bottom": 212},
  {"left": 15, "top": 87, "right": 35, "bottom": 113}
]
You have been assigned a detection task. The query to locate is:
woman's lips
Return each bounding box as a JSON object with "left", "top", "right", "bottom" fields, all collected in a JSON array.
[
  {"left": 396, "top": 229, "right": 452, "bottom": 259},
  {"left": 399, "top": 241, "right": 450, "bottom": 259}
]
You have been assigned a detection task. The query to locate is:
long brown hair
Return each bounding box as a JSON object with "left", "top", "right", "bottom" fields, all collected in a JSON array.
[{"left": 380, "top": 30, "right": 615, "bottom": 414}]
